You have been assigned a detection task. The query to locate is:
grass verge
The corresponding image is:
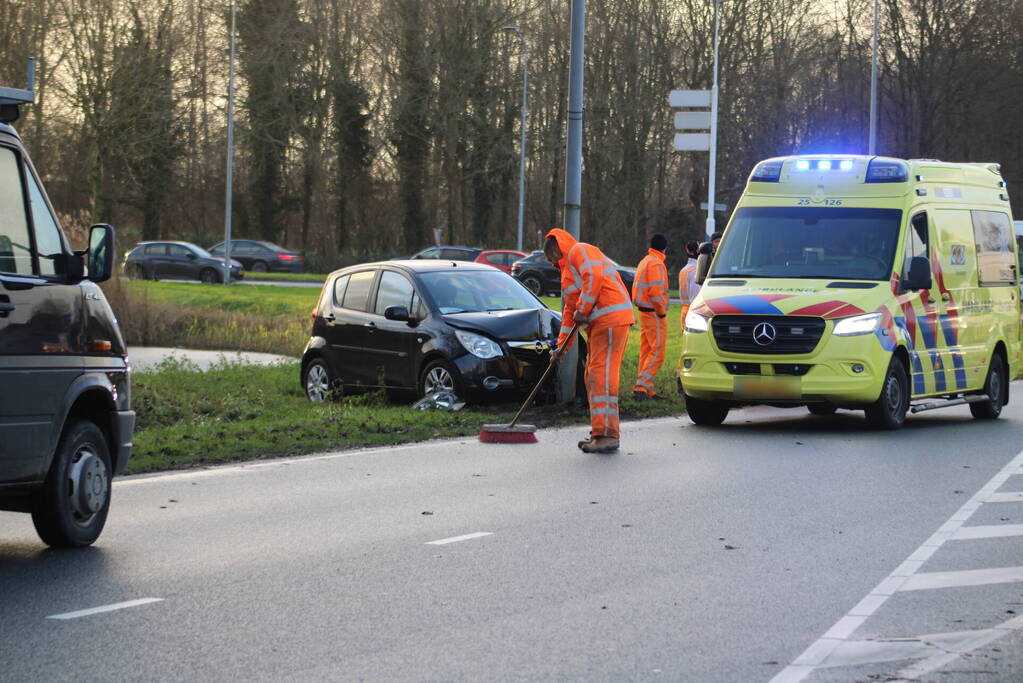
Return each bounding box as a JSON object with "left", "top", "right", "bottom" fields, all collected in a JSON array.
[{"left": 243, "top": 272, "right": 328, "bottom": 283}]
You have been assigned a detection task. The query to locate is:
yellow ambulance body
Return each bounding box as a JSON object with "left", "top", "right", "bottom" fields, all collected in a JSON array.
[{"left": 679, "top": 155, "right": 1020, "bottom": 428}]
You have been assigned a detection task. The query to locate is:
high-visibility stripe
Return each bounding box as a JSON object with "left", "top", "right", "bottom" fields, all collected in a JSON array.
[
  {"left": 559, "top": 325, "right": 574, "bottom": 335},
  {"left": 590, "top": 407, "right": 618, "bottom": 417},
  {"left": 579, "top": 258, "right": 603, "bottom": 272},
  {"left": 563, "top": 284, "right": 579, "bottom": 295},
  {"left": 635, "top": 280, "right": 667, "bottom": 289},
  {"left": 592, "top": 301, "right": 634, "bottom": 319},
  {"left": 591, "top": 395, "right": 619, "bottom": 404}
]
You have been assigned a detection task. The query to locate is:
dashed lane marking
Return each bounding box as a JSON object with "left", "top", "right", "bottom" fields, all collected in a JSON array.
[
  {"left": 425, "top": 532, "right": 493, "bottom": 546},
  {"left": 951, "top": 523, "right": 1023, "bottom": 540},
  {"left": 47, "top": 598, "right": 163, "bottom": 620},
  {"left": 769, "top": 447, "right": 1023, "bottom": 683}
]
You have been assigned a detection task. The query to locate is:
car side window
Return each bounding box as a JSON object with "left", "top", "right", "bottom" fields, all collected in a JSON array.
[
  {"left": 145, "top": 244, "right": 166, "bottom": 255},
  {"left": 341, "top": 270, "right": 375, "bottom": 311},
  {"left": 374, "top": 270, "right": 417, "bottom": 316},
  {"left": 417, "top": 248, "right": 439, "bottom": 259},
  {"left": 23, "top": 163, "right": 64, "bottom": 276},
  {"left": 332, "top": 274, "right": 351, "bottom": 305},
  {"left": 0, "top": 147, "right": 33, "bottom": 275},
  {"left": 168, "top": 244, "right": 191, "bottom": 258},
  {"left": 902, "top": 212, "right": 929, "bottom": 279},
  {"left": 441, "top": 248, "right": 467, "bottom": 260},
  {"left": 485, "top": 253, "right": 503, "bottom": 265}
]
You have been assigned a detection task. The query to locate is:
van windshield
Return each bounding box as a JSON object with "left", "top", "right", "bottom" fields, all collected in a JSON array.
[{"left": 711, "top": 206, "right": 902, "bottom": 280}]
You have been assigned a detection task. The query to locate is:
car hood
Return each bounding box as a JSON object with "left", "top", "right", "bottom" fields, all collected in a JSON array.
[
  {"left": 442, "top": 308, "right": 561, "bottom": 341},
  {"left": 692, "top": 278, "right": 887, "bottom": 319}
]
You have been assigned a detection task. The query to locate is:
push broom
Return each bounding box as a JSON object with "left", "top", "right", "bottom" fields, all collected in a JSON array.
[{"left": 479, "top": 324, "right": 579, "bottom": 444}]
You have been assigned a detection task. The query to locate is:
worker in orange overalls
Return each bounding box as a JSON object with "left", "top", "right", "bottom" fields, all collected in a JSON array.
[
  {"left": 678, "top": 240, "right": 701, "bottom": 331},
  {"left": 631, "top": 233, "right": 670, "bottom": 400},
  {"left": 546, "top": 228, "right": 634, "bottom": 453}
]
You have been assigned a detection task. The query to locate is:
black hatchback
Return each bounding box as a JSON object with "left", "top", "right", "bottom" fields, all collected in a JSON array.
[
  {"left": 123, "top": 241, "right": 244, "bottom": 283},
  {"left": 301, "top": 260, "right": 572, "bottom": 403},
  {"left": 208, "top": 239, "right": 303, "bottom": 273}
]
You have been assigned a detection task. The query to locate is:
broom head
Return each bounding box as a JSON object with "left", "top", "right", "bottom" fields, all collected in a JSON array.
[{"left": 479, "top": 423, "right": 538, "bottom": 444}]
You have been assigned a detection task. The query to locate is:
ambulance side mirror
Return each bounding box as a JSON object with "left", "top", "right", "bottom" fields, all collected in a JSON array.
[
  {"left": 695, "top": 252, "right": 711, "bottom": 286},
  {"left": 902, "top": 256, "right": 932, "bottom": 292}
]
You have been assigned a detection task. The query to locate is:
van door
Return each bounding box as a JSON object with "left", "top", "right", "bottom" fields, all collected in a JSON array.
[
  {"left": 0, "top": 145, "right": 84, "bottom": 484},
  {"left": 969, "top": 210, "right": 1019, "bottom": 377}
]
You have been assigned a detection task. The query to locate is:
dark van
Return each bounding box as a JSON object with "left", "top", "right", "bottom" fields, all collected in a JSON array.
[{"left": 0, "top": 83, "right": 134, "bottom": 546}]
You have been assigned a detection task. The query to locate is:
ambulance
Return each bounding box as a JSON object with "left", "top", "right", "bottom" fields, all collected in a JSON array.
[{"left": 679, "top": 155, "right": 1019, "bottom": 429}]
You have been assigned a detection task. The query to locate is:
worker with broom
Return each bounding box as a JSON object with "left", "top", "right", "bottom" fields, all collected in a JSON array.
[
  {"left": 631, "top": 233, "right": 670, "bottom": 400},
  {"left": 545, "top": 228, "right": 634, "bottom": 454}
]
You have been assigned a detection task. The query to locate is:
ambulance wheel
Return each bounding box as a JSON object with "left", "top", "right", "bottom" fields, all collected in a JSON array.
[
  {"left": 685, "top": 396, "right": 729, "bottom": 426},
  {"left": 807, "top": 404, "right": 837, "bottom": 416},
  {"left": 970, "top": 353, "right": 1007, "bottom": 420},
  {"left": 865, "top": 359, "right": 909, "bottom": 429}
]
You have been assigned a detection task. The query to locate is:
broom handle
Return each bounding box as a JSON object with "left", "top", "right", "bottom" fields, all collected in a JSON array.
[{"left": 508, "top": 323, "right": 580, "bottom": 428}]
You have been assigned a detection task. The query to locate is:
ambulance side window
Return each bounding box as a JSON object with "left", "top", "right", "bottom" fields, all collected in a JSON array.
[{"left": 902, "top": 213, "right": 930, "bottom": 278}]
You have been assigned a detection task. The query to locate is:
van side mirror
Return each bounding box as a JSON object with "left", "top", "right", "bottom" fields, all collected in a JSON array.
[
  {"left": 384, "top": 305, "right": 411, "bottom": 322},
  {"left": 86, "top": 224, "right": 115, "bottom": 283},
  {"left": 902, "top": 256, "right": 932, "bottom": 292},
  {"left": 695, "top": 252, "right": 711, "bottom": 286}
]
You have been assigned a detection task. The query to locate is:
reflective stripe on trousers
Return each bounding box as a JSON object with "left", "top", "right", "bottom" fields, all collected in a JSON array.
[
  {"left": 634, "top": 311, "right": 666, "bottom": 396},
  {"left": 585, "top": 324, "right": 630, "bottom": 439}
]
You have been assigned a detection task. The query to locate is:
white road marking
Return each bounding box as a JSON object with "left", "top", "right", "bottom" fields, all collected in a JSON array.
[
  {"left": 816, "top": 630, "right": 991, "bottom": 669},
  {"left": 952, "top": 523, "right": 1023, "bottom": 540},
  {"left": 425, "top": 532, "right": 493, "bottom": 546},
  {"left": 770, "top": 446, "right": 1023, "bottom": 683},
  {"left": 47, "top": 598, "right": 163, "bottom": 620},
  {"left": 899, "top": 566, "right": 1023, "bottom": 591},
  {"left": 895, "top": 614, "right": 1023, "bottom": 680}
]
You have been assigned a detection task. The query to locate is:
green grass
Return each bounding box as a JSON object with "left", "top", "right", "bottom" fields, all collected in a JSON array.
[
  {"left": 139, "top": 280, "right": 320, "bottom": 318},
  {"left": 244, "top": 271, "right": 327, "bottom": 283}
]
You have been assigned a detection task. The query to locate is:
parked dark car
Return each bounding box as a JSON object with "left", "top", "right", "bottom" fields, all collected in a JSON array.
[
  {"left": 405, "top": 246, "right": 483, "bottom": 261},
  {"left": 510, "top": 250, "right": 636, "bottom": 296},
  {"left": 208, "top": 239, "right": 303, "bottom": 273},
  {"left": 301, "top": 260, "right": 584, "bottom": 404},
  {"left": 1, "top": 92, "right": 134, "bottom": 546},
  {"left": 123, "top": 241, "right": 244, "bottom": 283}
]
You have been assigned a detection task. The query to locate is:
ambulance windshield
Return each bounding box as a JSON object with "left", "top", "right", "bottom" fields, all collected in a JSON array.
[{"left": 711, "top": 206, "right": 902, "bottom": 280}]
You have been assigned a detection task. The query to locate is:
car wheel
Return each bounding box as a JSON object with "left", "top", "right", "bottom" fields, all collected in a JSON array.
[
  {"left": 684, "top": 396, "right": 729, "bottom": 426},
  {"left": 200, "top": 268, "right": 220, "bottom": 284},
  {"left": 304, "top": 358, "right": 339, "bottom": 402},
  {"left": 970, "top": 353, "right": 1007, "bottom": 420},
  {"left": 251, "top": 261, "right": 269, "bottom": 273},
  {"left": 419, "top": 359, "right": 464, "bottom": 399},
  {"left": 865, "top": 358, "right": 910, "bottom": 429},
  {"left": 807, "top": 404, "right": 837, "bottom": 416},
  {"left": 522, "top": 275, "right": 543, "bottom": 296},
  {"left": 31, "top": 419, "right": 112, "bottom": 547}
]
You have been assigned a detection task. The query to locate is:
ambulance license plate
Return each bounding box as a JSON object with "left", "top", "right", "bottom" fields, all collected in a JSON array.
[{"left": 733, "top": 376, "right": 801, "bottom": 399}]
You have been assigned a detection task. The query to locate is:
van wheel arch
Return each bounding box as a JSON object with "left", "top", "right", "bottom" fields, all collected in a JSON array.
[{"left": 58, "top": 389, "right": 118, "bottom": 474}]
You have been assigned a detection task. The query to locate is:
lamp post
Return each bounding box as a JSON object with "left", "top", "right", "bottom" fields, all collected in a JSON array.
[
  {"left": 705, "top": 0, "right": 724, "bottom": 242},
  {"left": 868, "top": 0, "right": 879, "bottom": 155},
  {"left": 223, "top": 0, "right": 237, "bottom": 285},
  {"left": 502, "top": 26, "right": 528, "bottom": 253}
]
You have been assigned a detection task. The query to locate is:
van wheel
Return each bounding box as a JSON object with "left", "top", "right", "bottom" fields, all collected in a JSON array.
[
  {"left": 808, "top": 404, "right": 837, "bottom": 416},
  {"left": 304, "top": 358, "right": 340, "bottom": 402},
  {"left": 685, "top": 396, "right": 729, "bottom": 426},
  {"left": 31, "top": 420, "right": 112, "bottom": 547},
  {"left": 970, "top": 353, "right": 1007, "bottom": 420},
  {"left": 865, "top": 359, "right": 909, "bottom": 429}
]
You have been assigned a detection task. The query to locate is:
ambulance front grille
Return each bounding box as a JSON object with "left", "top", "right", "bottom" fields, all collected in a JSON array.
[{"left": 711, "top": 315, "right": 825, "bottom": 355}]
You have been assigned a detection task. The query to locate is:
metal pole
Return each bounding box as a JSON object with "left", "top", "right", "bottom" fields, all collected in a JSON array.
[
  {"left": 223, "top": 0, "right": 237, "bottom": 285},
  {"left": 868, "top": 0, "right": 879, "bottom": 155},
  {"left": 706, "top": 0, "right": 722, "bottom": 243},
  {"left": 503, "top": 27, "right": 529, "bottom": 253},
  {"left": 559, "top": 0, "right": 586, "bottom": 403}
]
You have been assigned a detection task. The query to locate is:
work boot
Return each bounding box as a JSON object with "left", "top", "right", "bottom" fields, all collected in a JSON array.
[
  {"left": 581, "top": 436, "right": 620, "bottom": 454},
  {"left": 577, "top": 437, "right": 594, "bottom": 451},
  {"left": 632, "top": 390, "right": 649, "bottom": 401}
]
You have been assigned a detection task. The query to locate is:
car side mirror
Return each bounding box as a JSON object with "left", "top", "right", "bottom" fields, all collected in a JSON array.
[
  {"left": 86, "top": 224, "right": 114, "bottom": 283},
  {"left": 695, "top": 252, "right": 711, "bottom": 286},
  {"left": 187, "top": 251, "right": 197, "bottom": 260},
  {"left": 901, "top": 256, "right": 932, "bottom": 292},
  {"left": 384, "top": 305, "right": 411, "bottom": 322}
]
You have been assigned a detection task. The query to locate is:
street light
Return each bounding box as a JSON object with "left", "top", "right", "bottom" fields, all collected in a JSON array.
[
  {"left": 502, "top": 26, "right": 528, "bottom": 253},
  {"left": 706, "top": 0, "right": 725, "bottom": 242},
  {"left": 868, "top": 0, "right": 879, "bottom": 155},
  {"left": 223, "top": 0, "right": 237, "bottom": 285}
]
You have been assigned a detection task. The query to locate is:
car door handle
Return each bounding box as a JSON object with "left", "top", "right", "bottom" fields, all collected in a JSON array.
[
  {"left": 323, "top": 313, "right": 335, "bottom": 322},
  {"left": 0, "top": 300, "right": 13, "bottom": 313},
  {"left": 364, "top": 322, "right": 376, "bottom": 329}
]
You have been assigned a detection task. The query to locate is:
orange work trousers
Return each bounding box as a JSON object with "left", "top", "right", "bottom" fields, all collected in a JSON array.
[
  {"left": 633, "top": 311, "right": 667, "bottom": 396},
  {"left": 585, "top": 324, "right": 631, "bottom": 440}
]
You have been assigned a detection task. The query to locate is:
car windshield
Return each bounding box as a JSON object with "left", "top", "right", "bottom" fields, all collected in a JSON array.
[
  {"left": 421, "top": 270, "right": 544, "bottom": 314},
  {"left": 711, "top": 206, "right": 902, "bottom": 280}
]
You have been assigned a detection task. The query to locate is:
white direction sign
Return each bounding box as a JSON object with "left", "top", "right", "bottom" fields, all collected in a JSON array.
[
  {"left": 673, "top": 133, "right": 710, "bottom": 151},
  {"left": 674, "top": 111, "right": 712, "bottom": 130},
  {"left": 669, "top": 89, "right": 711, "bottom": 108}
]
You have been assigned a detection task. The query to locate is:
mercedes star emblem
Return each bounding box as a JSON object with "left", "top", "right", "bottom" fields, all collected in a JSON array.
[{"left": 753, "top": 322, "right": 777, "bottom": 346}]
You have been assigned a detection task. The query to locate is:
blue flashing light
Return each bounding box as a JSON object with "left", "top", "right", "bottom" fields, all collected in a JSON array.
[
  {"left": 795, "top": 160, "right": 810, "bottom": 171},
  {"left": 751, "top": 159, "right": 783, "bottom": 182},
  {"left": 865, "top": 159, "right": 910, "bottom": 183},
  {"left": 840, "top": 160, "right": 854, "bottom": 171},
  {"left": 818, "top": 160, "right": 832, "bottom": 171}
]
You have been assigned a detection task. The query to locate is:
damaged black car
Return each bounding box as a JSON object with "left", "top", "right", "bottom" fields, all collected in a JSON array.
[{"left": 301, "top": 260, "right": 583, "bottom": 404}]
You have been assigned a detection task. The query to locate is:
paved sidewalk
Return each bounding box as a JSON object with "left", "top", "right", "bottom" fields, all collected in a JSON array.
[{"left": 128, "top": 346, "right": 297, "bottom": 372}]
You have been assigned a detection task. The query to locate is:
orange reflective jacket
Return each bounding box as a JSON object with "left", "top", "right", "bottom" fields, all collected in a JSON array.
[
  {"left": 547, "top": 229, "right": 635, "bottom": 350},
  {"left": 632, "top": 248, "right": 668, "bottom": 317}
]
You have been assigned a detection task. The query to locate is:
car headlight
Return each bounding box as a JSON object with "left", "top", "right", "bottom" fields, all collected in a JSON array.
[
  {"left": 455, "top": 330, "right": 503, "bottom": 359},
  {"left": 684, "top": 310, "right": 709, "bottom": 333},
  {"left": 833, "top": 312, "right": 882, "bottom": 336}
]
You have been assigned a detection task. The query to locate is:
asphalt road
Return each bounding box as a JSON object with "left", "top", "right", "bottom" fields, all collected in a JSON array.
[{"left": 3, "top": 399, "right": 1023, "bottom": 682}]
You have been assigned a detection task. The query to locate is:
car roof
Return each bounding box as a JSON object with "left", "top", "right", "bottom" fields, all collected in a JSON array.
[
  {"left": 330, "top": 259, "right": 500, "bottom": 278},
  {"left": 136, "top": 240, "right": 201, "bottom": 248}
]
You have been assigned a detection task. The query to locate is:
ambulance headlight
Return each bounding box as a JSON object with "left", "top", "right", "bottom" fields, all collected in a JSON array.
[
  {"left": 833, "top": 312, "right": 882, "bottom": 336},
  {"left": 455, "top": 330, "right": 503, "bottom": 358},
  {"left": 684, "top": 310, "right": 710, "bottom": 333}
]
